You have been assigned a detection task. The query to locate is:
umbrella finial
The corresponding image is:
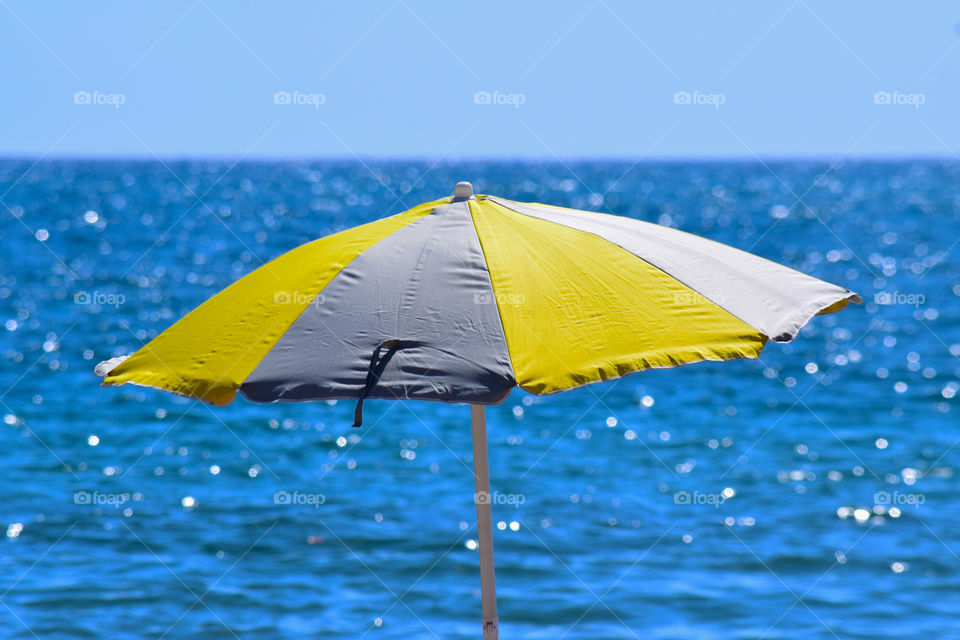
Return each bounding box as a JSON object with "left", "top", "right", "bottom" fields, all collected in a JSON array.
[{"left": 453, "top": 181, "right": 473, "bottom": 201}]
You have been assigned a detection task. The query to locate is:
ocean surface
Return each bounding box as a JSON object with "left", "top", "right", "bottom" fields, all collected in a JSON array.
[{"left": 1, "top": 158, "right": 958, "bottom": 640}]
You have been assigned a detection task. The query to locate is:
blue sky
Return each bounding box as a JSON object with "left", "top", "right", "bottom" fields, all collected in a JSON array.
[{"left": 2, "top": 1, "right": 958, "bottom": 158}]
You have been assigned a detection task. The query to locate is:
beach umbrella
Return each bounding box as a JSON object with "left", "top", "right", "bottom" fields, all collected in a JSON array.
[{"left": 96, "top": 181, "right": 859, "bottom": 639}]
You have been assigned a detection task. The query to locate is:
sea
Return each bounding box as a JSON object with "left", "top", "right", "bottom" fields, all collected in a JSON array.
[{"left": 1, "top": 158, "right": 957, "bottom": 639}]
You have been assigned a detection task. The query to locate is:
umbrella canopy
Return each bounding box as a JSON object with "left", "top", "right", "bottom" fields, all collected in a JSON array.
[
  {"left": 99, "top": 183, "right": 859, "bottom": 412},
  {"left": 97, "top": 181, "right": 859, "bottom": 639}
]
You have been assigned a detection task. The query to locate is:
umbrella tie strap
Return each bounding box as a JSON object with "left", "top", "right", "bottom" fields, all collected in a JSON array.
[{"left": 353, "top": 339, "right": 421, "bottom": 427}]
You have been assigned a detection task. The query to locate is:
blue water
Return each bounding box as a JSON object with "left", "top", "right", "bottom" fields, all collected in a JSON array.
[{"left": 1, "top": 159, "right": 958, "bottom": 639}]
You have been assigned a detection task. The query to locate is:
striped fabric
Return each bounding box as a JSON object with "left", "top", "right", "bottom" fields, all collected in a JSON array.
[{"left": 99, "top": 194, "right": 860, "bottom": 407}]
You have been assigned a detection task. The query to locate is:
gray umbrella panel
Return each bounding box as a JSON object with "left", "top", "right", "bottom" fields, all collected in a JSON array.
[{"left": 241, "top": 200, "right": 516, "bottom": 406}]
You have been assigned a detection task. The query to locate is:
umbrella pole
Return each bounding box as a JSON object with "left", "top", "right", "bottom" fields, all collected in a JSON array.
[{"left": 471, "top": 404, "right": 499, "bottom": 640}]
